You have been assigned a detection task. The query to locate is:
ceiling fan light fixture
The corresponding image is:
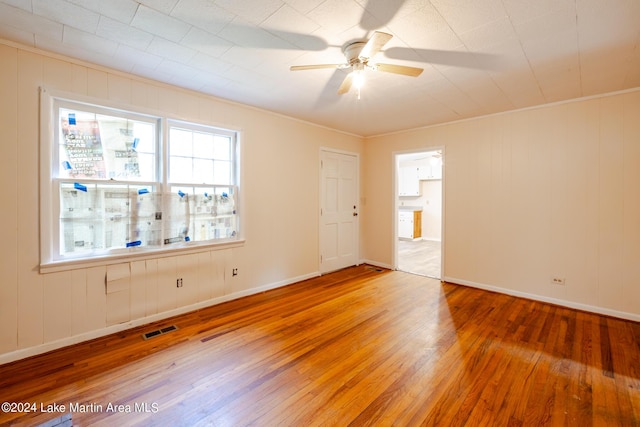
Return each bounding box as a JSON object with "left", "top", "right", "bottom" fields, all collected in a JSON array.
[
  {"left": 289, "top": 31, "right": 424, "bottom": 99},
  {"left": 353, "top": 71, "right": 364, "bottom": 100},
  {"left": 352, "top": 63, "right": 365, "bottom": 99}
]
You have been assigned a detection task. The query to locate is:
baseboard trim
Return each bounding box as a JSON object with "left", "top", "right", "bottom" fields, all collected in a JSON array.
[
  {"left": 0, "top": 271, "right": 320, "bottom": 365},
  {"left": 443, "top": 276, "right": 640, "bottom": 322}
]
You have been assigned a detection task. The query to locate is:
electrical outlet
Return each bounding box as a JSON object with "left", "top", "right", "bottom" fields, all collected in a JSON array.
[
  {"left": 551, "top": 277, "right": 565, "bottom": 285},
  {"left": 232, "top": 268, "right": 238, "bottom": 276},
  {"left": 176, "top": 278, "right": 183, "bottom": 288}
]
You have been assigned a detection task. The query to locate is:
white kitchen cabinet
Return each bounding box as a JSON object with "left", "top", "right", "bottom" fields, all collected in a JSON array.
[
  {"left": 398, "top": 210, "right": 422, "bottom": 239},
  {"left": 399, "top": 167, "right": 420, "bottom": 196},
  {"left": 418, "top": 163, "right": 442, "bottom": 180}
]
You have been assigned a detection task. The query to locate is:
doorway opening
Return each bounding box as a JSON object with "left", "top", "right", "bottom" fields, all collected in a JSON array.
[{"left": 395, "top": 149, "right": 443, "bottom": 279}]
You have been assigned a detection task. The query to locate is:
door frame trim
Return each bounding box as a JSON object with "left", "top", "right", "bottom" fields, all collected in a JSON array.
[
  {"left": 393, "top": 146, "right": 445, "bottom": 279},
  {"left": 319, "top": 147, "right": 360, "bottom": 274}
]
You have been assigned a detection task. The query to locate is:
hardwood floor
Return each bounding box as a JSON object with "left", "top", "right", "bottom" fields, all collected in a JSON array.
[{"left": 1, "top": 265, "right": 639, "bottom": 426}]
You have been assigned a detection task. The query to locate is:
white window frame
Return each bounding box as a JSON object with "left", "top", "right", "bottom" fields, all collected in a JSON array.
[
  {"left": 167, "top": 119, "right": 237, "bottom": 188},
  {"left": 39, "top": 88, "right": 243, "bottom": 272}
]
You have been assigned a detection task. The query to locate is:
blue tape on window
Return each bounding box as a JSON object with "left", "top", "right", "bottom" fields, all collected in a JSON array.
[
  {"left": 126, "top": 241, "right": 142, "bottom": 247},
  {"left": 69, "top": 113, "right": 76, "bottom": 125},
  {"left": 74, "top": 183, "right": 87, "bottom": 192},
  {"left": 62, "top": 161, "right": 72, "bottom": 170},
  {"left": 204, "top": 192, "right": 208, "bottom": 198},
  {"left": 178, "top": 190, "right": 185, "bottom": 198},
  {"left": 222, "top": 192, "right": 228, "bottom": 197},
  {"left": 185, "top": 236, "right": 190, "bottom": 242},
  {"left": 132, "top": 138, "right": 139, "bottom": 151},
  {"left": 138, "top": 188, "right": 149, "bottom": 195}
]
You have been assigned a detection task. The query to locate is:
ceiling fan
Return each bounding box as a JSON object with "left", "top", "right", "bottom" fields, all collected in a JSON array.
[{"left": 290, "top": 31, "right": 423, "bottom": 97}]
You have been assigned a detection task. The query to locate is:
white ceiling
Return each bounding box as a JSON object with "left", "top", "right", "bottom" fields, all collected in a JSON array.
[{"left": 1, "top": 0, "right": 639, "bottom": 136}]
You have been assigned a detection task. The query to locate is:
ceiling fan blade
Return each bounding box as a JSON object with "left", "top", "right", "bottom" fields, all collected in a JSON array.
[
  {"left": 337, "top": 73, "right": 354, "bottom": 95},
  {"left": 359, "top": 31, "right": 393, "bottom": 60},
  {"left": 384, "top": 47, "right": 502, "bottom": 70},
  {"left": 290, "top": 64, "right": 345, "bottom": 71},
  {"left": 375, "top": 63, "right": 423, "bottom": 77}
]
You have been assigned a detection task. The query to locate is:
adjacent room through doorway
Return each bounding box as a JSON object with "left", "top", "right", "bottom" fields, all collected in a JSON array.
[{"left": 395, "top": 150, "right": 443, "bottom": 279}]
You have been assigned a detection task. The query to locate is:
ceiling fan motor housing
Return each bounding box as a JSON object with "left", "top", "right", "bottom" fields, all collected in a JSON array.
[{"left": 343, "top": 41, "right": 368, "bottom": 65}]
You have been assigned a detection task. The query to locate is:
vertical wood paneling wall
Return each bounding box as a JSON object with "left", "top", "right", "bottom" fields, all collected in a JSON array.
[
  {"left": 363, "top": 89, "right": 640, "bottom": 321},
  {"left": 0, "top": 41, "right": 363, "bottom": 362},
  {"left": 2, "top": 38, "right": 637, "bottom": 363}
]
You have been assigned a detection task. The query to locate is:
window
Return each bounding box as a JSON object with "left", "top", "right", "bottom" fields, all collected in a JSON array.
[
  {"left": 41, "top": 89, "right": 240, "bottom": 266},
  {"left": 166, "top": 121, "right": 238, "bottom": 244}
]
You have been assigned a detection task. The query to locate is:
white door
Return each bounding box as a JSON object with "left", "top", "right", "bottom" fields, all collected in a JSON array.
[{"left": 320, "top": 150, "right": 359, "bottom": 274}]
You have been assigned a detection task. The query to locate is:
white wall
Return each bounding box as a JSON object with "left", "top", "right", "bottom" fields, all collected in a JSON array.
[
  {"left": 363, "top": 89, "right": 640, "bottom": 321},
  {"left": 0, "top": 41, "right": 363, "bottom": 363},
  {"left": 418, "top": 180, "right": 442, "bottom": 241}
]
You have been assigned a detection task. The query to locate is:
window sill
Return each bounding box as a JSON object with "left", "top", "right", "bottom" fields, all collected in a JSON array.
[{"left": 39, "top": 238, "right": 245, "bottom": 274}]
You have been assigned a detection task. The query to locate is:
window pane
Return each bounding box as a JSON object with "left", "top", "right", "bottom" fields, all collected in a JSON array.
[
  {"left": 133, "top": 122, "right": 155, "bottom": 154},
  {"left": 59, "top": 182, "right": 160, "bottom": 256},
  {"left": 169, "top": 124, "right": 235, "bottom": 186},
  {"left": 164, "top": 189, "right": 192, "bottom": 245},
  {"left": 213, "top": 135, "right": 231, "bottom": 160},
  {"left": 170, "top": 128, "right": 193, "bottom": 157},
  {"left": 170, "top": 157, "right": 193, "bottom": 183},
  {"left": 131, "top": 122, "right": 156, "bottom": 181},
  {"left": 194, "top": 159, "right": 214, "bottom": 183},
  {"left": 137, "top": 153, "right": 155, "bottom": 181},
  {"left": 173, "top": 185, "right": 238, "bottom": 242},
  {"left": 213, "top": 160, "right": 231, "bottom": 184},
  {"left": 59, "top": 109, "right": 106, "bottom": 179},
  {"left": 102, "top": 185, "right": 133, "bottom": 249},
  {"left": 193, "top": 132, "right": 215, "bottom": 158},
  {"left": 60, "top": 182, "right": 104, "bottom": 255},
  {"left": 58, "top": 107, "right": 156, "bottom": 181}
]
